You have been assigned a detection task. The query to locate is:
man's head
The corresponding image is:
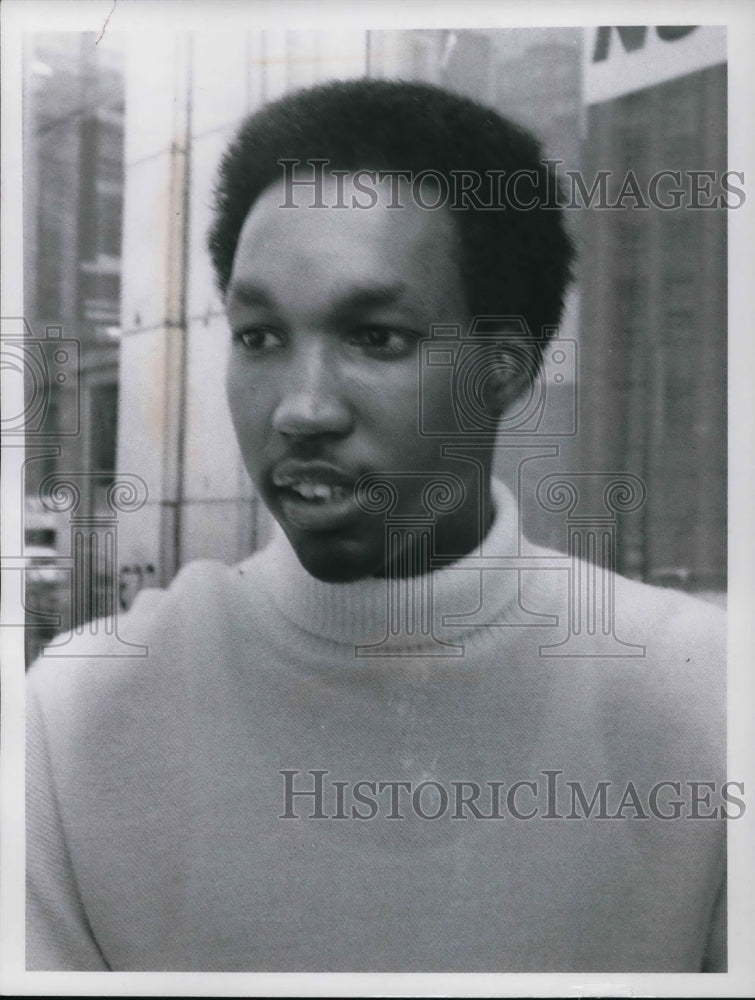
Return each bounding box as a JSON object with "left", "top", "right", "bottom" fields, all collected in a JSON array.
[
  {"left": 210, "top": 79, "right": 574, "bottom": 582},
  {"left": 210, "top": 78, "right": 574, "bottom": 354}
]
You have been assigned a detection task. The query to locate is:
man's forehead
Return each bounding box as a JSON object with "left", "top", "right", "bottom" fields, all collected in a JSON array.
[
  {"left": 226, "top": 173, "right": 467, "bottom": 320},
  {"left": 239, "top": 171, "right": 454, "bottom": 235},
  {"left": 231, "top": 173, "right": 459, "bottom": 280},
  {"left": 260, "top": 169, "right": 415, "bottom": 209}
]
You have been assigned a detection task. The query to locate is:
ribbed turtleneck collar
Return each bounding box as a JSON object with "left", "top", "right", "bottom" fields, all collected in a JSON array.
[{"left": 244, "top": 479, "right": 523, "bottom": 651}]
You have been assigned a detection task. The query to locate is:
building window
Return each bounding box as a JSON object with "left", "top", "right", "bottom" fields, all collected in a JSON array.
[{"left": 89, "top": 382, "right": 119, "bottom": 473}]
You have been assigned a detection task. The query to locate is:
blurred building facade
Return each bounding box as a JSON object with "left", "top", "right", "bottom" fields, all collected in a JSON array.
[
  {"left": 579, "top": 26, "right": 727, "bottom": 592},
  {"left": 115, "top": 27, "right": 586, "bottom": 596},
  {"left": 24, "top": 26, "right": 727, "bottom": 630},
  {"left": 22, "top": 32, "right": 125, "bottom": 658},
  {"left": 24, "top": 32, "right": 124, "bottom": 496}
]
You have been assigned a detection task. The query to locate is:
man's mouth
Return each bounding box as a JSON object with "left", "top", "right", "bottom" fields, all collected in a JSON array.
[
  {"left": 271, "top": 461, "right": 360, "bottom": 530},
  {"left": 283, "top": 481, "right": 350, "bottom": 504}
]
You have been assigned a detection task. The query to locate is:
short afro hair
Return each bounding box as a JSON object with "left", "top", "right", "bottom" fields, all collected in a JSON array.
[{"left": 209, "top": 78, "right": 575, "bottom": 369}]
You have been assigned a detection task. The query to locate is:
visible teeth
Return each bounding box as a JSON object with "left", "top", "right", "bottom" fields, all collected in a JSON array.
[
  {"left": 289, "top": 482, "right": 346, "bottom": 502},
  {"left": 292, "top": 482, "right": 320, "bottom": 500}
]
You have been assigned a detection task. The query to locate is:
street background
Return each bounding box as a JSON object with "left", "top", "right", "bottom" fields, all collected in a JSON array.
[{"left": 20, "top": 24, "right": 728, "bottom": 660}]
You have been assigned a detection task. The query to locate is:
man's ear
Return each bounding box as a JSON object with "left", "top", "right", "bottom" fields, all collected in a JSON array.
[{"left": 485, "top": 348, "right": 536, "bottom": 418}]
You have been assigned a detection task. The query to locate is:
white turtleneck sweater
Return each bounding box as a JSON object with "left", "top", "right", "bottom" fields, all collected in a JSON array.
[{"left": 27, "top": 481, "right": 727, "bottom": 972}]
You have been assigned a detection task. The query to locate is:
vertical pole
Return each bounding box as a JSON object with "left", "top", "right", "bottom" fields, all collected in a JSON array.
[{"left": 161, "top": 34, "right": 193, "bottom": 581}]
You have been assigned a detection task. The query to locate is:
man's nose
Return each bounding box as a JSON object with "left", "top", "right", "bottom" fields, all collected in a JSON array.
[{"left": 271, "top": 341, "right": 353, "bottom": 438}]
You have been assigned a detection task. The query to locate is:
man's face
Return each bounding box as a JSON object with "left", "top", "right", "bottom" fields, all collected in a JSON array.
[{"left": 225, "top": 175, "right": 493, "bottom": 582}]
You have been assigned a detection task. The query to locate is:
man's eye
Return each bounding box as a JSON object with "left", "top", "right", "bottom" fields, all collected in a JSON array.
[
  {"left": 233, "top": 327, "right": 284, "bottom": 352},
  {"left": 349, "top": 326, "right": 417, "bottom": 358}
]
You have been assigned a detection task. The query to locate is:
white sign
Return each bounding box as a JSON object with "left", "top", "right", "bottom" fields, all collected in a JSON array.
[{"left": 584, "top": 25, "right": 727, "bottom": 105}]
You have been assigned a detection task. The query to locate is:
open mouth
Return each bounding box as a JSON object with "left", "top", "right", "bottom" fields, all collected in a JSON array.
[
  {"left": 283, "top": 482, "right": 350, "bottom": 504},
  {"left": 271, "top": 463, "right": 360, "bottom": 530}
]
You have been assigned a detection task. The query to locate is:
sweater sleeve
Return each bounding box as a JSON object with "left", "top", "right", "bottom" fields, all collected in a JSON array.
[{"left": 26, "top": 686, "right": 109, "bottom": 971}]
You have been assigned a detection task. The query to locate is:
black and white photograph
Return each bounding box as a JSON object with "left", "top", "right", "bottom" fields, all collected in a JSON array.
[{"left": 1, "top": 0, "right": 754, "bottom": 995}]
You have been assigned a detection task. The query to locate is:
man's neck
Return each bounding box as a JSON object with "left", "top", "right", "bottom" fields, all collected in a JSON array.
[{"left": 374, "top": 481, "right": 495, "bottom": 580}]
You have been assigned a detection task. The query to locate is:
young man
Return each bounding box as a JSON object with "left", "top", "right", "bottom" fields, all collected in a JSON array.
[{"left": 27, "top": 80, "right": 726, "bottom": 972}]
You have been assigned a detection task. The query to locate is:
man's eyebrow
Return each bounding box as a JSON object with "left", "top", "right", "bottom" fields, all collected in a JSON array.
[
  {"left": 225, "top": 282, "right": 274, "bottom": 308},
  {"left": 331, "top": 284, "right": 409, "bottom": 312},
  {"left": 226, "top": 281, "right": 411, "bottom": 312}
]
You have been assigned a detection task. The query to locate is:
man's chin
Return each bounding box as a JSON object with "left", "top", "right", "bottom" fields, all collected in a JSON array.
[{"left": 286, "top": 531, "right": 385, "bottom": 584}]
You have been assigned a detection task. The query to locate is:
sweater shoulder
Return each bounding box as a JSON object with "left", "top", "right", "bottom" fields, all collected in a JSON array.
[
  {"left": 612, "top": 577, "right": 726, "bottom": 778},
  {"left": 527, "top": 542, "right": 726, "bottom": 657},
  {"left": 27, "top": 557, "right": 247, "bottom": 724},
  {"left": 524, "top": 547, "right": 726, "bottom": 762},
  {"left": 612, "top": 572, "right": 726, "bottom": 713},
  {"left": 611, "top": 569, "right": 726, "bottom": 665}
]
